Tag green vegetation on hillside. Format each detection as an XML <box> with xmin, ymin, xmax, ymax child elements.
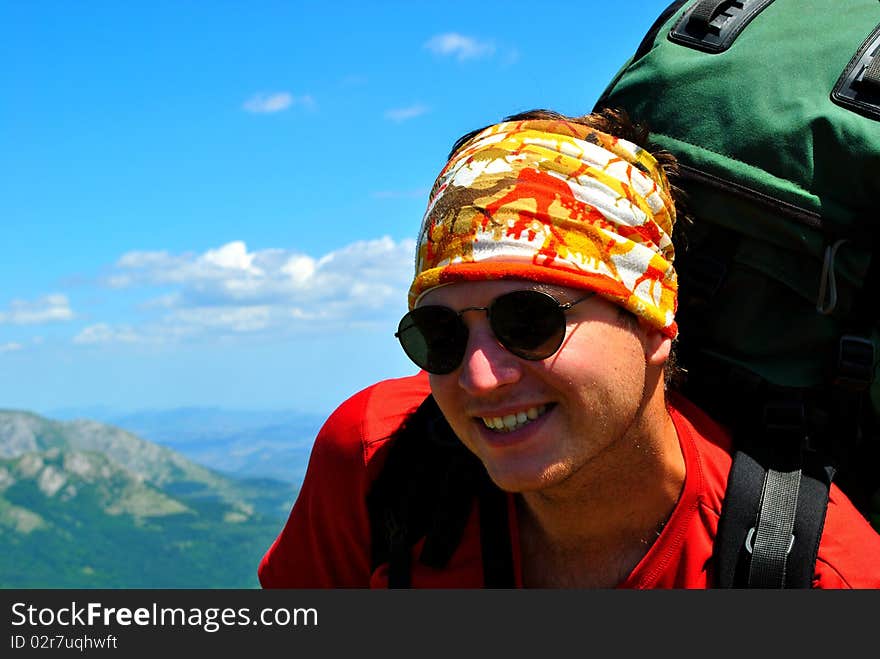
<box><xmin>0</xmin><ymin>411</ymin><xmax>296</xmax><ymax>588</ymax></box>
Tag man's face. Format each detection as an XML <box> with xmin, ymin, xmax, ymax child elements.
<box><xmin>422</xmin><ymin>279</ymin><xmax>667</xmax><ymax>495</ymax></box>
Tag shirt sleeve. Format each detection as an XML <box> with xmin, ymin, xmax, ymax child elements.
<box><xmin>258</xmin><ymin>372</ymin><xmax>430</xmax><ymax>588</ymax></box>
<box><xmin>812</xmin><ymin>483</ymin><xmax>880</xmax><ymax>589</ymax></box>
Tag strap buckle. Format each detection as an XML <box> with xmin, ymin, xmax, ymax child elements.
<box><xmin>833</xmin><ymin>334</ymin><xmax>875</xmax><ymax>392</ymax></box>
<box><xmin>745</xmin><ymin>527</ymin><xmax>795</xmax><ymax>555</ymax></box>
<box><xmin>669</xmin><ymin>0</ymin><xmax>776</xmax><ymax>54</ymax></box>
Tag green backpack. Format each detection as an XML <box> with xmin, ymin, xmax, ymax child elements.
<box><xmin>595</xmin><ymin>0</ymin><xmax>880</xmax><ymax>535</ymax></box>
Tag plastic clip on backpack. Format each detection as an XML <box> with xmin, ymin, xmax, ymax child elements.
<box><xmin>595</xmin><ymin>0</ymin><xmax>880</xmax><ymax>585</ymax></box>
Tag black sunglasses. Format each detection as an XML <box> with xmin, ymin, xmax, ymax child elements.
<box><xmin>395</xmin><ymin>289</ymin><xmax>595</xmax><ymax>375</ymax></box>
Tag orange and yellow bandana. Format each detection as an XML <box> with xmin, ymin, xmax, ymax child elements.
<box><xmin>408</xmin><ymin>119</ymin><xmax>679</xmax><ymax>337</ymax></box>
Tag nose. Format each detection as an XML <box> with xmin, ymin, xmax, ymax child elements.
<box><xmin>457</xmin><ymin>321</ymin><xmax>522</xmax><ymax>394</ymax></box>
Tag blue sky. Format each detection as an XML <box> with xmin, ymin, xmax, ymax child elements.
<box><xmin>1</xmin><ymin>0</ymin><xmax>673</xmax><ymax>417</ymax></box>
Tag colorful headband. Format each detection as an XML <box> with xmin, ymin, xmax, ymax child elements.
<box><xmin>408</xmin><ymin>118</ymin><xmax>678</xmax><ymax>337</ymax></box>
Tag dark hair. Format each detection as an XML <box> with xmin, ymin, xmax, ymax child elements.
<box><xmin>450</xmin><ymin>107</ymin><xmax>656</xmax><ymax>156</ymax></box>
<box><xmin>449</xmin><ymin>107</ymin><xmax>692</xmax><ymax>390</ymax></box>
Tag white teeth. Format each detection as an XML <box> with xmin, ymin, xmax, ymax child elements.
<box><xmin>481</xmin><ymin>405</ymin><xmax>547</xmax><ymax>433</ymax></box>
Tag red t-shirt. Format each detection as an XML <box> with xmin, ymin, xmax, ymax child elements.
<box><xmin>258</xmin><ymin>371</ymin><xmax>880</xmax><ymax>588</ymax></box>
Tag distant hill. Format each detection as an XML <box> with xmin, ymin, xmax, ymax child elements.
<box><xmin>50</xmin><ymin>406</ymin><xmax>325</xmax><ymax>485</ymax></box>
<box><xmin>0</xmin><ymin>410</ymin><xmax>296</xmax><ymax>588</ymax></box>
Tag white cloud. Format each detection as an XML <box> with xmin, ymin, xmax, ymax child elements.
<box><xmin>111</xmin><ymin>240</ymin><xmax>271</xmax><ymax>296</ymax></box>
<box><xmin>242</xmin><ymin>92</ymin><xmax>316</xmax><ymax>114</ymax></box>
<box><xmin>73</xmin><ymin>324</ymin><xmax>142</xmax><ymax>345</ymax></box>
<box><xmin>172</xmin><ymin>306</ymin><xmax>273</xmax><ymax>332</ymax></box>
<box><xmin>424</xmin><ymin>33</ymin><xmax>495</xmax><ymax>61</ymax></box>
<box><xmin>94</xmin><ymin>236</ymin><xmax>417</xmax><ymax>344</ymax></box>
<box><xmin>281</xmin><ymin>255</ymin><xmax>316</xmax><ymax>285</ymax></box>
<box><xmin>0</xmin><ymin>294</ymin><xmax>74</xmax><ymax>325</ymax></box>
<box><xmin>384</xmin><ymin>104</ymin><xmax>429</xmax><ymax>122</ymax></box>
<box><xmin>116</xmin><ymin>250</ymin><xmax>177</xmax><ymax>269</ymax></box>
<box><xmin>0</xmin><ymin>342</ymin><xmax>23</xmax><ymax>353</ymax></box>
<box><xmin>139</xmin><ymin>293</ymin><xmax>181</xmax><ymax>310</ymax></box>
<box><xmin>202</xmin><ymin>241</ymin><xmax>263</xmax><ymax>274</ymax></box>
<box><xmin>112</xmin><ymin>237</ymin><xmax>413</xmax><ymax>300</ymax></box>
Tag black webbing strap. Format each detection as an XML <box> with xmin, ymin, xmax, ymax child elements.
<box><xmin>747</xmin><ymin>467</ymin><xmax>801</xmax><ymax>587</ymax></box>
<box><xmin>689</xmin><ymin>0</ymin><xmax>727</xmax><ymax>27</ymax></box>
<box><xmin>861</xmin><ymin>49</ymin><xmax>880</xmax><ymax>92</ymax></box>
<box><xmin>785</xmin><ymin>461</ymin><xmax>834</xmax><ymax>588</ymax></box>
<box><xmin>716</xmin><ymin>450</ymin><xmax>831</xmax><ymax>588</ymax></box>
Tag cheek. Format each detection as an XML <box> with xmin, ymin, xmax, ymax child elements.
<box><xmin>557</xmin><ymin>329</ymin><xmax>647</xmax><ymax>401</ymax></box>
<box><xmin>428</xmin><ymin>374</ymin><xmax>462</xmax><ymax>422</ymax></box>
<box><xmin>610</xmin><ymin>340</ymin><xmax>648</xmax><ymax>381</ymax></box>
<box><xmin>428</xmin><ymin>375</ymin><xmax>482</xmax><ymax>452</ymax></box>
<box><xmin>428</xmin><ymin>373</ymin><xmax>450</xmax><ymax>399</ymax></box>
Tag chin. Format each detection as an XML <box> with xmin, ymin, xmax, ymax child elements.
<box><xmin>482</xmin><ymin>459</ymin><xmax>570</xmax><ymax>494</ymax></box>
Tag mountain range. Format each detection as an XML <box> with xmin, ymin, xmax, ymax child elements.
<box><xmin>0</xmin><ymin>410</ymin><xmax>297</xmax><ymax>588</ymax></box>
<box><xmin>50</xmin><ymin>406</ymin><xmax>326</xmax><ymax>485</ymax></box>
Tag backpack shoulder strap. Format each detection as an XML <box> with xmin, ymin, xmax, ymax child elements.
<box><xmin>716</xmin><ymin>449</ymin><xmax>832</xmax><ymax>588</ymax></box>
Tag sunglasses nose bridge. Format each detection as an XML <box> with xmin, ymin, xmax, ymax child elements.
<box><xmin>458</xmin><ymin>294</ymin><xmax>565</xmax><ymax>362</ymax></box>
<box><xmin>455</xmin><ymin>320</ymin><xmax>525</xmax><ymax>393</ymax></box>
<box><xmin>453</xmin><ymin>305</ymin><xmax>494</xmax><ymax>345</ymax></box>
<box><xmin>457</xmin><ymin>304</ymin><xmax>490</xmax><ymax>317</ymax></box>
<box><xmin>453</xmin><ymin>306</ymin><xmax>494</xmax><ymax>352</ymax></box>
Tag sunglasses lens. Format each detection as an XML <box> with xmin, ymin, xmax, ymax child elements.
<box><xmin>396</xmin><ymin>306</ymin><xmax>467</xmax><ymax>374</ymax></box>
<box><xmin>490</xmin><ymin>290</ymin><xmax>567</xmax><ymax>360</ymax></box>
<box><xmin>396</xmin><ymin>290</ymin><xmax>576</xmax><ymax>373</ymax></box>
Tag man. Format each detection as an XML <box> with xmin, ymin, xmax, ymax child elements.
<box><xmin>259</xmin><ymin>108</ymin><xmax>880</xmax><ymax>588</ymax></box>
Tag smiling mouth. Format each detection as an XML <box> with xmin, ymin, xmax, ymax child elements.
<box><xmin>479</xmin><ymin>404</ymin><xmax>549</xmax><ymax>433</ymax></box>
